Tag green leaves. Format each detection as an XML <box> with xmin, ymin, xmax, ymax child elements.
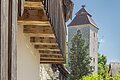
<box><xmin>80</xmin><ymin>75</ymin><xmax>103</xmax><ymax>80</ymax></box>
<box><xmin>98</xmin><ymin>53</ymin><xmax>110</xmax><ymax>79</ymax></box>
<box><xmin>79</xmin><ymin>53</ymin><xmax>120</xmax><ymax>80</ymax></box>
<box><xmin>80</xmin><ymin>74</ymin><xmax>120</xmax><ymax>80</ymax></box>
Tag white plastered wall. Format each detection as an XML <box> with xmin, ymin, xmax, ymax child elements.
<box><xmin>17</xmin><ymin>25</ymin><xmax>40</xmax><ymax>80</ymax></box>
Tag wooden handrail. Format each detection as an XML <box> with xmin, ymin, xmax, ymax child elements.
<box><xmin>43</xmin><ymin>0</ymin><xmax>66</xmax><ymax>59</ymax></box>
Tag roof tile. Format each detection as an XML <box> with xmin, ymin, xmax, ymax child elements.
<box><xmin>68</xmin><ymin>6</ymin><xmax>98</xmax><ymax>29</ymax></box>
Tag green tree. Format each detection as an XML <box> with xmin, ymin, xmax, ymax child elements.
<box><xmin>69</xmin><ymin>30</ymin><xmax>93</xmax><ymax>80</ymax></box>
<box><xmin>80</xmin><ymin>75</ymin><xmax>103</xmax><ymax>80</ymax></box>
<box><xmin>64</xmin><ymin>41</ymin><xmax>68</xmax><ymax>68</ymax></box>
<box><xmin>80</xmin><ymin>54</ymin><xmax>120</xmax><ymax>80</ymax></box>
<box><xmin>98</xmin><ymin>53</ymin><xmax>110</xmax><ymax>79</ymax></box>
<box><xmin>80</xmin><ymin>74</ymin><xmax>120</xmax><ymax>80</ymax></box>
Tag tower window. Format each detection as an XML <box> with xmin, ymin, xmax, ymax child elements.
<box><xmin>93</xmin><ymin>58</ymin><xmax>95</xmax><ymax>62</ymax></box>
<box><xmin>94</xmin><ymin>32</ymin><xmax>95</xmax><ymax>37</ymax></box>
<box><xmin>93</xmin><ymin>48</ymin><xmax>95</xmax><ymax>51</ymax></box>
<box><xmin>93</xmin><ymin>66</ymin><xmax>95</xmax><ymax>70</ymax></box>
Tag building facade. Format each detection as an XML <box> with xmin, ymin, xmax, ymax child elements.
<box><xmin>68</xmin><ymin>5</ymin><xmax>99</xmax><ymax>74</ymax></box>
<box><xmin>109</xmin><ymin>62</ymin><xmax>120</xmax><ymax>77</ymax></box>
<box><xmin>0</xmin><ymin>0</ymin><xmax>73</xmax><ymax>80</ymax></box>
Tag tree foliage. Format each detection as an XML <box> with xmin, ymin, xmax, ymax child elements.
<box><xmin>80</xmin><ymin>75</ymin><xmax>103</xmax><ymax>80</ymax></box>
<box><xmin>64</xmin><ymin>41</ymin><xmax>68</xmax><ymax>68</ymax></box>
<box><xmin>80</xmin><ymin>74</ymin><xmax>120</xmax><ymax>80</ymax></box>
<box><xmin>98</xmin><ymin>53</ymin><xmax>110</xmax><ymax>79</ymax></box>
<box><xmin>68</xmin><ymin>30</ymin><xmax>93</xmax><ymax>80</ymax></box>
<box><xmin>81</xmin><ymin>54</ymin><xmax>120</xmax><ymax>80</ymax></box>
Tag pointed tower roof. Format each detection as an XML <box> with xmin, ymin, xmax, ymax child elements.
<box><xmin>68</xmin><ymin>5</ymin><xmax>98</xmax><ymax>29</ymax></box>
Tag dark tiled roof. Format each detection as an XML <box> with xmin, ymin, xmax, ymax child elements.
<box><xmin>76</xmin><ymin>7</ymin><xmax>92</xmax><ymax>17</ymax></box>
<box><xmin>68</xmin><ymin>6</ymin><xmax>98</xmax><ymax>29</ymax></box>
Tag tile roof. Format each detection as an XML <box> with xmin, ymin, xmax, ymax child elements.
<box><xmin>68</xmin><ymin>5</ymin><xmax>98</xmax><ymax>29</ymax></box>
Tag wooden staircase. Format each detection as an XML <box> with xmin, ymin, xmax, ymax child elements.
<box><xmin>18</xmin><ymin>0</ymin><xmax>64</xmax><ymax>64</ymax></box>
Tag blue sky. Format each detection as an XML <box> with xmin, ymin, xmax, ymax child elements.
<box><xmin>66</xmin><ymin>0</ymin><xmax>120</xmax><ymax>64</ymax></box>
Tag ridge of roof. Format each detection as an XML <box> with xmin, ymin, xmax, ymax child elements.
<box><xmin>76</xmin><ymin>7</ymin><xmax>92</xmax><ymax>17</ymax></box>
<box><xmin>110</xmin><ymin>62</ymin><xmax>120</xmax><ymax>64</ymax></box>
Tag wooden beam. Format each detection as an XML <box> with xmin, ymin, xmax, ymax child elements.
<box><xmin>25</xmin><ymin>33</ymin><xmax>55</xmax><ymax>38</ymax></box>
<box><xmin>30</xmin><ymin>37</ymin><xmax>57</xmax><ymax>45</ymax></box>
<box><xmin>17</xmin><ymin>20</ymin><xmax>50</xmax><ymax>26</ymax></box>
<box><xmin>24</xmin><ymin>25</ymin><xmax>53</xmax><ymax>34</ymax></box>
<box><xmin>1</xmin><ymin>0</ymin><xmax>9</xmax><ymax>79</ymax></box>
<box><xmin>40</xmin><ymin>57</ymin><xmax>64</xmax><ymax>60</ymax></box>
<box><xmin>18</xmin><ymin>9</ymin><xmax>47</xmax><ymax>21</ymax></box>
<box><xmin>40</xmin><ymin>61</ymin><xmax>64</xmax><ymax>64</ymax></box>
<box><xmin>37</xmin><ymin>49</ymin><xmax>60</xmax><ymax>52</ymax></box>
<box><xmin>8</xmin><ymin>0</ymin><xmax>17</xmax><ymax>80</ymax></box>
<box><xmin>24</xmin><ymin>1</ymin><xmax>44</xmax><ymax>10</ymax></box>
<box><xmin>40</xmin><ymin>53</ymin><xmax>62</xmax><ymax>56</ymax></box>
<box><xmin>32</xmin><ymin>42</ymin><xmax>58</xmax><ymax>46</ymax></box>
<box><xmin>34</xmin><ymin>45</ymin><xmax>59</xmax><ymax>49</ymax></box>
<box><xmin>18</xmin><ymin>0</ymin><xmax>24</xmax><ymax>16</ymax></box>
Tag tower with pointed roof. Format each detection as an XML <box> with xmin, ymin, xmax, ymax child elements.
<box><xmin>68</xmin><ymin>5</ymin><xmax>99</xmax><ymax>74</ymax></box>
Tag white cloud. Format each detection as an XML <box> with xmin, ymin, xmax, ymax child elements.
<box><xmin>99</xmin><ymin>39</ymin><xmax>104</xmax><ymax>43</ymax></box>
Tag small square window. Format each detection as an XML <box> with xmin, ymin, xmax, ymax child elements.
<box><xmin>93</xmin><ymin>58</ymin><xmax>95</xmax><ymax>62</ymax></box>
<box><xmin>93</xmin><ymin>66</ymin><xmax>95</xmax><ymax>70</ymax></box>
<box><xmin>94</xmin><ymin>33</ymin><xmax>95</xmax><ymax>37</ymax></box>
<box><xmin>93</xmin><ymin>48</ymin><xmax>95</xmax><ymax>51</ymax></box>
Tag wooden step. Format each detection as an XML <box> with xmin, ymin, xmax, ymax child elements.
<box><xmin>40</xmin><ymin>60</ymin><xmax>64</xmax><ymax>64</ymax></box>
<box><xmin>37</xmin><ymin>49</ymin><xmax>60</xmax><ymax>52</ymax></box>
<box><xmin>40</xmin><ymin>57</ymin><xmax>64</xmax><ymax>60</ymax></box>
<box><xmin>25</xmin><ymin>33</ymin><xmax>54</xmax><ymax>37</ymax></box>
<box><xmin>18</xmin><ymin>9</ymin><xmax>47</xmax><ymax>21</ymax></box>
<box><xmin>24</xmin><ymin>25</ymin><xmax>52</xmax><ymax>34</ymax></box>
<box><xmin>39</xmin><ymin>50</ymin><xmax>60</xmax><ymax>54</ymax></box>
<box><xmin>40</xmin><ymin>53</ymin><xmax>62</xmax><ymax>56</ymax></box>
<box><xmin>34</xmin><ymin>45</ymin><xmax>59</xmax><ymax>49</ymax></box>
<box><xmin>30</xmin><ymin>37</ymin><xmax>56</xmax><ymax>44</ymax></box>
<box><xmin>24</xmin><ymin>1</ymin><xmax>44</xmax><ymax>10</ymax></box>
<box><xmin>25</xmin><ymin>33</ymin><xmax>55</xmax><ymax>38</ymax></box>
<box><xmin>32</xmin><ymin>42</ymin><xmax>58</xmax><ymax>46</ymax></box>
<box><xmin>17</xmin><ymin>20</ymin><xmax>50</xmax><ymax>26</ymax></box>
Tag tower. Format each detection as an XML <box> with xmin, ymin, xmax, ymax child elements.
<box><xmin>68</xmin><ymin>5</ymin><xmax>99</xmax><ymax>74</ymax></box>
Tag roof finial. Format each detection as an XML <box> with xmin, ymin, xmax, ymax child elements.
<box><xmin>82</xmin><ymin>5</ymin><xmax>85</xmax><ymax>8</ymax></box>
